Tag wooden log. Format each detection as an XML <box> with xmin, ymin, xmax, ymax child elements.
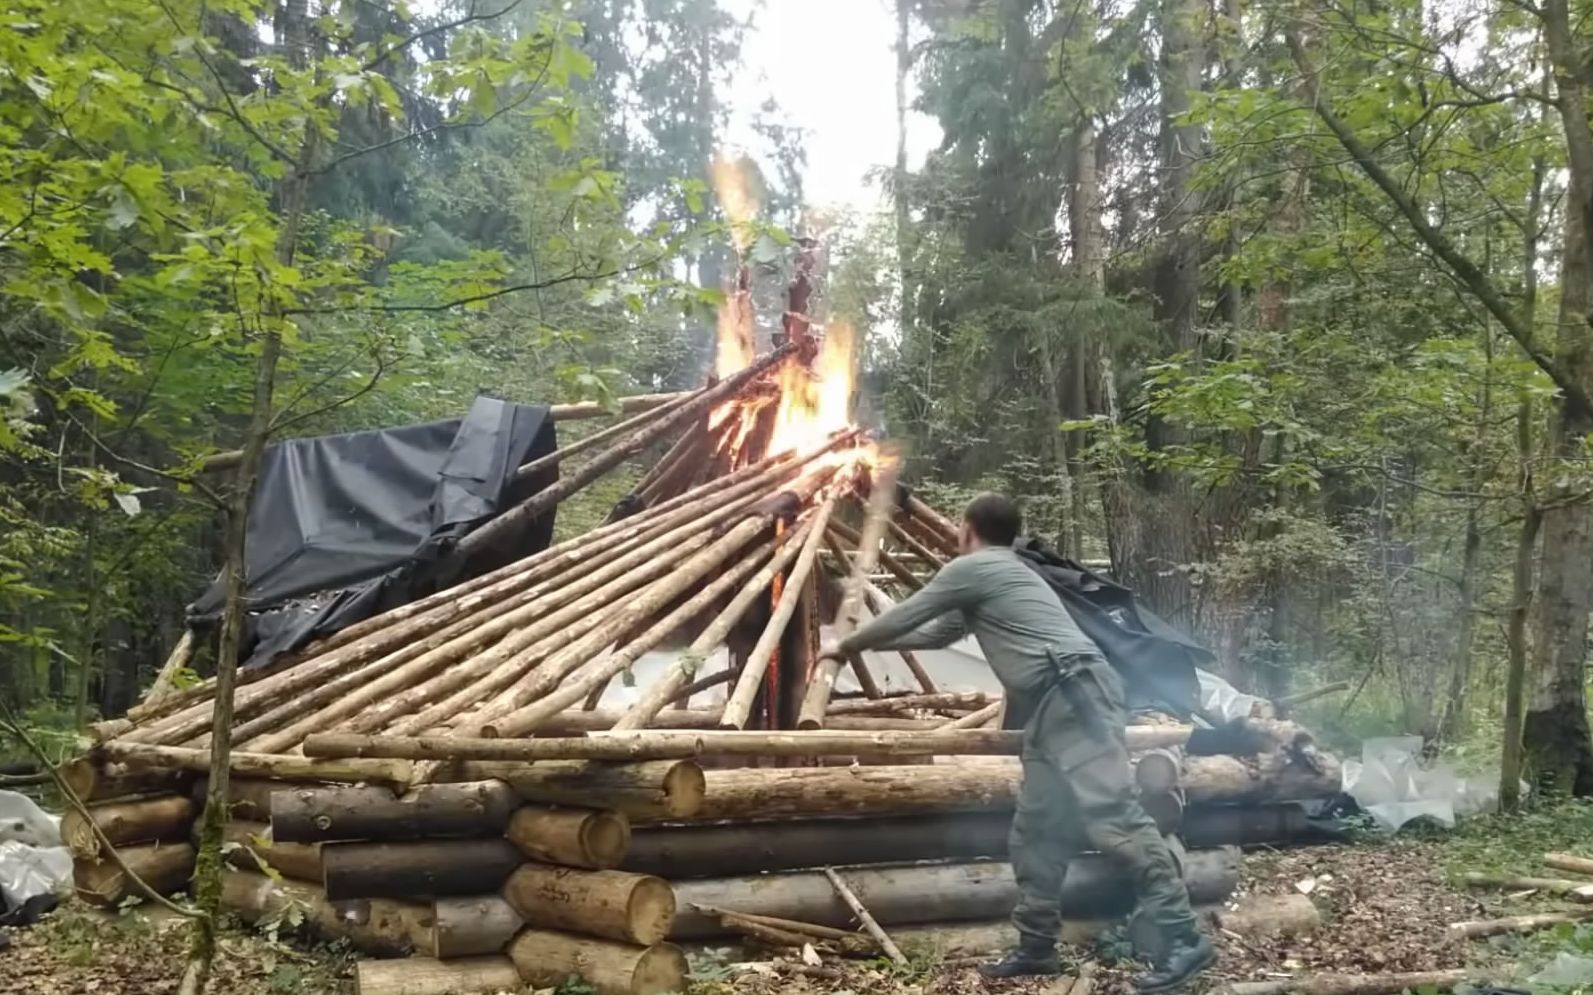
<box><xmin>823</xmin><ymin>866</ymin><xmax>906</xmax><ymax>963</ymax></box>
<box><xmin>59</xmin><ymin>758</ymin><xmax>190</xmax><ymax>803</ymax></box>
<box><xmin>270</xmin><ymin>780</ymin><xmax>517</xmax><ymax>843</ymax></box>
<box><xmin>1545</xmin><ymin>852</ymin><xmax>1593</xmax><ymax>877</ymax></box>
<box><xmin>433</xmin><ymin>760</ymin><xmax>704</xmax><ymax>820</ymax></box>
<box><xmin>219</xmin><ymin>820</ymin><xmax>322</xmax><ymax>882</ymax></box>
<box><xmin>192</xmin><ymin>776</ymin><xmax>296</xmax><ymax>822</ymax></box>
<box><xmin>1462</xmin><ymin>872</ymin><xmax>1593</xmax><ymax>900</ymax></box>
<box><xmin>1180</xmin><ymin>752</ymin><xmax>1344</xmax><ymax>805</ymax></box>
<box><xmin>306</xmin><ymin>726</ymin><xmax>1188</xmax><ymax>763</ymax></box>
<box><xmin>504</xmin><ymin>864</ymin><xmax>676</xmax><ymax>944</ymax></box>
<box><xmin>1223</xmin><ymin>970</ymin><xmax>1469</xmax><ymax>995</ymax></box>
<box><xmin>688</xmin><ymin>904</ymin><xmax>863</xmax><ymax>944</ymax></box>
<box><xmin>508</xmin><ymin>806</ymin><xmax>631</xmax><ymax>870</ymax></box>
<box><xmin>431</xmin><ymin>896</ymin><xmax>525</xmax><ymax>958</ymax></box>
<box><xmin>516</xmin><ymin>389</ymin><xmax>702</xmax><ymax>485</ymax></box>
<box><xmin>74</xmin><ymin>842</ymin><xmax>196</xmax><ymax>907</ymax></box>
<box><xmin>542</xmin><ymin>708</ymin><xmax>725</xmax><ymax>734</ymax></box>
<box><xmin>508</xmin><ymin>929</ymin><xmax>688</xmax><ymax>995</ymax></box>
<box><xmin>827</xmin><ymin>692</ymin><xmax>991</xmax><ymax>716</ymax></box>
<box><xmin>798</xmin><ymin>454</ymin><xmax>900</xmax><ymax>729</ymax></box>
<box><xmin>903</xmin><ymin>495</ymin><xmax>962</xmax><ymax>549</ymax></box>
<box><xmin>457</xmin><ymin>345</ymin><xmax>796</xmax><ymax>559</ymax></box>
<box><xmin>96</xmin><ymin>742</ymin><xmax>412</xmax><ymax>787</ymax></box>
<box><xmin>1181</xmin><ymin>804</ymin><xmax>1313</xmax><ymax>848</ymax></box>
<box><xmin>669</xmin><ymin>847</ymin><xmax>1241</xmax><ymax>938</ymax></box>
<box><xmin>623</xmin><ymin>812</ymin><xmax>1011</xmax><ymax>878</ymax></box>
<box><xmin>1135</xmin><ymin>748</ymin><xmax>1183</xmax><ymax>794</ymax></box>
<box><xmin>1449</xmin><ymin>909</ymin><xmax>1593</xmax><ymax>937</ymax></box>
<box><xmin>490</xmin><ymin>521</ymin><xmax>788</xmax><ymax>737</ymax></box>
<box><xmin>940</xmin><ymin>701</ymin><xmax>1002</xmax><ymax>730</ymax></box>
<box><xmin>722</xmin><ymin>498</ymin><xmax>838</xmax><ymax>729</ymax></box>
<box><xmin>62</xmin><ymin>794</ymin><xmax>195</xmax><ymax>857</ymax></box>
<box><xmin>1212</xmin><ymin>894</ymin><xmax>1320</xmax><ymax>938</ymax></box>
<box><xmin>659</xmin><ymin>763</ymin><xmax>1019</xmax><ymax>822</ymax></box>
<box><xmin>354</xmin><ymin>956</ymin><xmax>521</xmax><ymax>995</ymax></box>
<box><xmin>321</xmin><ymin>838</ymin><xmax>521</xmax><ymax>901</ymax></box>
<box><xmin>141</xmin><ymin>630</ymin><xmax>196</xmax><ymax>707</ymax></box>
<box><xmin>221</xmin><ymin>868</ymin><xmax>426</xmax><ymax>956</ymax></box>
<box><xmin>1275</xmin><ymin>681</ymin><xmax>1351</xmax><ymax>709</ymax></box>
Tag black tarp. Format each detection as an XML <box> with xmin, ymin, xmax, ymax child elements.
<box><xmin>1012</xmin><ymin>538</ymin><xmax>1210</xmax><ymax>718</ymax></box>
<box><xmin>189</xmin><ymin>396</ymin><xmax>558</xmax><ymax>668</ymax></box>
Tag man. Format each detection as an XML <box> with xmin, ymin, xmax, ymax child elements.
<box><xmin>819</xmin><ymin>493</ymin><xmax>1215</xmax><ymax>991</ymax></box>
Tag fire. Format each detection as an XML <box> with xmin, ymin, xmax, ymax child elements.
<box><xmin>767</xmin><ymin>320</ymin><xmax>856</xmax><ymax>458</ymax></box>
<box><xmin>710</xmin><ymin>153</ymin><xmax>758</xmax><ymax>382</ymax></box>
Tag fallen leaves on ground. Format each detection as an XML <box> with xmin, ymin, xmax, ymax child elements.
<box><xmin>2</xmin><ymin>903</ymin><xmax>354</xmax><ymax>995</ymax></box>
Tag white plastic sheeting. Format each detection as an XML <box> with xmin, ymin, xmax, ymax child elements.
<box><xmin>0</xmin><ymin>791</ymin><xmax>71</xmax><ymax>912</ymax></box>
<box><xmin>1194</xmin><ymin>668</ymin><xmax>1268</xmax><ymax>725</ymax></box>
<box><xmin>1340</xmin><ymin>737</ymin><xmax>1514</xmax><ymax>831</ymax></box>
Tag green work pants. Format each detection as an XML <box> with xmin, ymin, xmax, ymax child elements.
<box><xmin>1009</xmin><ymin>657</ymin><xmax>1198</xmax><ymax>950</ymax></box>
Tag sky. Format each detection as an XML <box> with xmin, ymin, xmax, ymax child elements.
<box><xmin>720</xmin><ymin>0</ymin><xmax>941</xmax><ymax>216</ymax></box>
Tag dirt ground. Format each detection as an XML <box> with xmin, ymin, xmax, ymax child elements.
<box><xmin>2</xmin><ymin>835</ymin><xmax>1583</xmax><ymax>995</ymax></box>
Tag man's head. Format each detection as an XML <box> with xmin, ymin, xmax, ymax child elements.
<box><xmin>960</xmin><ymin>492</ymin><xmax>1022</xmax><ymax>554</ymax></box>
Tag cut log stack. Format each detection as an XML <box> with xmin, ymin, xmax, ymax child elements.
<box><xmin>66</xmin><ymin>337</ymin><xmax>1351</xmax><ymax>994</ymax></box>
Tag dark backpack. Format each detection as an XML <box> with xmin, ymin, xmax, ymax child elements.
<box><xmin>1011</xmin><ymin>538</ymin><xmax>1209</xmax><ymax>718</ymax></box>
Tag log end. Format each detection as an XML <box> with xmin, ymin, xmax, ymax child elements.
<box><xmin>660</xmin><ymin>762</ymin><xmax>706</xmax><ymax>819</ymax></box>
<box><xmin>583</xmin><ymin>811</ymin><xmax>633</xmax><ymax>869</ymax></box>
<box><xmin>633</xmin><ymin>943</ymin><xmax>689</xmax><ymax>995</ymax></box>
<box><xmin>627</xmin><ymin>876</ymin><xmax>678</xmax><ymax>946</ymax></box>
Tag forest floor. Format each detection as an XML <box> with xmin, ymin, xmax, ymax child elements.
<box><xmin>7</xmin><ymin>803</ymin><xmax>1592</xmax><ymax>995</ymax></box>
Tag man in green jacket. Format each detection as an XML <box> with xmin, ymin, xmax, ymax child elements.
<box><xmin>819</xmin><ymin>493</ymin><xmax>1214</xmax><ymax>991</ymax></box>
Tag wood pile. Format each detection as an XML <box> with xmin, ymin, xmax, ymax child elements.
<box><xmin>62</xmin><ymin>334</ymin><xmax>1349</xmax><ymax>993</ymax></box>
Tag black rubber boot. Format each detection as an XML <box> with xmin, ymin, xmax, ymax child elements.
<box><xmin>977</xmin><ymin>943</ymin><xmax>1061</xmax><ymax>980</ymax></box>
<box><xmin>1133</xmin><ymin>933</ymin><xmax>1216</xmax><ymax>993</ymax></box>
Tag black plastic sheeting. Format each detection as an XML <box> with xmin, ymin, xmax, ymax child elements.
<box><xmin>189</xmin><ymin>396</ymin><xmax>558</xmax><ymax>668</ymax></box>
<box><xmin>1012</xmin><ymin>538</ymin><xmax>1210</xmax><ymax>718</ymax></box>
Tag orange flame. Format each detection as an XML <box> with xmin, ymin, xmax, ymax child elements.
<box><xmin>767</xmin><ymin>320</ymin><xmax>857</xmax><ymax>458</ymax></box>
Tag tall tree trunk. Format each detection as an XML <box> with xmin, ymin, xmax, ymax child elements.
<box><xmin>894</xmin><ymin>0</ymin><xmax>914</xmax><ymax>340</ymax></box>
<box><xmin>1131</xmin><ymin>0</ymin><xmax>1206</xmax><ymax>625</ymax></box>
<box><xmin>180</xmin><ymin>3</ymin><xmax>314</xmax><ymax>991</ymax></box>
<box><xmin>1525</xmin><ymin>0</ymin><xmax>1593</xmax><ymax>796</ymax></box>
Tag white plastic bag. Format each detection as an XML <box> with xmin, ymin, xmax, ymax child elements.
<box><xmin>0</xmin><ymin>789</ymin><xmax>62</xmax><ymax>847</ymax></box>
<box><xmin>0</xmin><ymin>839</ymin><xmax>72</xmax><ymax>910</ymax></box>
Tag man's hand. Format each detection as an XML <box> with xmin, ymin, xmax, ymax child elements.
<box><xmin>817</xmin><ymin>639</ymin><xmax>847</xmax><ymax>665</ymax></box>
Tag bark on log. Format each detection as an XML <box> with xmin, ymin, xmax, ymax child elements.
<box><xmin>431</xmin><ymin>896</ymin><xmax>525</xmax><ymax>958</ymax></box>
<box><xmin>669</xmin><ymin>848</ymin><xmax>1241</xmax><ymax>938</ymax></box>
<box><xmin>1212</xmin><ymin>894</ymin><xmax>1320</xmax><ymax>938</ymax></box>
<box><xmin>1223</xmin><ymin>970</ymin><xmax>1469</xmax><ymax>995</ymax></box>
<box><xmin>270</xmin><ymin>780</ymin><xmax>517</xmax><ymax>843</ymax></box>
<box><xmin>508</xmin><ymin>929</ymin><xmax>688</xmax><ymax>995</ymax></box>
<box><xmin>503</xmin><ymin>864</ymin><xmax>676</xmax><ymax>944</ymax></box>
<box><xmin>1449</xmin><ymin>909</ymin><xmax>1593</xmax><ymax>937</ymax></box>
<box><xmin>670</xmin><ymin>764</ymin><xmax>1017</xmax><ymax>823</ymax></box>
<box><xmin>435</xmin><ymin>760</ymin><xmax>704</xmax><ymax>820</ymax></box>
<box><xmin>1180</xmin><ymin>753</ymin><xmax>1343</xmax><ymax>805</ymax></box>
<box><xmin>192</xmin><ymin>776</ymin><xmax>297</xmax><ymax>822</ymax></box>
<box><xmin>309</xmin><ymin>727</ymin><xmax>1185</xmax><ymax>763</ymax></box>
<box><xmin>60</xmin><ymin>758</ymin><xmax>190</xmax><ymax>802</ymax></box>
<box><xmin>97</xmin><ymin>741</ymin><xmax>412</xmax><ymax>787</ymax></box>
<box><xmin>354</xmin><ymin>956</ymin><xmax>522</xmax><ymax>995</ymax></box>
<box><xmin>221</xmin><ymin>868</ymin><xmax>426</xmax><ymax>956</ymax></box>
<box><xmin>321</xmin><ymin>839</ymin><xmax>522</xmax><ymax>901</ymax></box>
<box><xmin>219</xmin><ymin>820</ymin><xmax>322</xmax><ymax>883</ymax></box>
<box><xmin>62</xmin><ymin>794</ymin><xmax>195</xmax><ymax>857</ymax></box>
<box><xmin>1545</xmin><ymin>852</ymin><xmax>1593</xmax><ymax>876</ymax></box>
<box><xmin>1462</xmin><ymin>873</ymin><xmax>1593</xmax><ymax>900</ymax></box>
<box><xmin>623</xmin><ymin>812</ymin><xmax>1011</xmax><ymax>878</ymax></box>
<box><xmin>826</xmin><ymin>692</ymin><xmax>991</xmax><ymax>716</ymax></box>
<box><xmin>542</xmin><ymin>708</ymin><xmax>726</xmax><ymax>734</ymax></box>
<box><xmin>507</xmin><ymin>806</ymin><xmax>631</xmax><ymax>870</ymax></box>
<box><xmin>74</xmin><ymin>842</ymin><xmax>196</xmax><ymax>907</ymax></box>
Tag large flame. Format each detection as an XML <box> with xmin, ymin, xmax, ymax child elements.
<box><xmin>767</xmin><ymin>320</ymin><xmax>856</xmax><ymax>458</ymax></box>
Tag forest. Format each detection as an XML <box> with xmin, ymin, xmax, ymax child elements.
<box><xmin>5</xmin><ymin>0</ymin><xmax>1590</xmax><ymax>789</ymax></box>
<box><xmin>5</xmin><ymin>0</ymin><xmax>1593</xmax><ymax>992</ymax></box>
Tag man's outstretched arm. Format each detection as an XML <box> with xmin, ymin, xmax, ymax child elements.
<box><xmin>838</xmin><ymin>557</ymin><xmax>979</xmax><ymax>653</ymax></box>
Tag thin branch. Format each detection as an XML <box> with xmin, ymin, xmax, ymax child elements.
<box><xmin>358</xmin><ymin>0</ymin><xmax>524</xmax><ymax>74</ymax></box>
<box><xmin>282</xmin><ymin>259</ymin><xmax>661</xmax><ymax>316</ymax></box>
